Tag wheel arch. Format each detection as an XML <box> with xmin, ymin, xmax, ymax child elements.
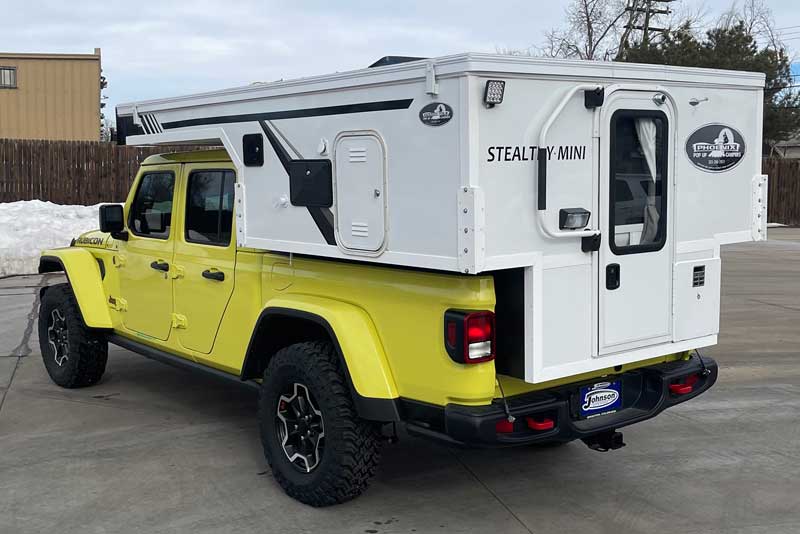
<box><xmin>242</xmin><ymin>299</ymin><xmax>400</xmax><ymax>422</ymax></box>
<box><xmin>38</xmin><ymin>249</ymin><xmax>113</xmax><ymax>329</ymax></box>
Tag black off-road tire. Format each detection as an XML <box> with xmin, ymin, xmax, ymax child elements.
<box><xmin>38</xmin><ymin>283</ymin><xmax>108</xmax><ymax>388</ymax></box>
<box><xmin>258</xmin><ymin>340</ymin><xmax>382</xmax><ymax>507</ymax></box>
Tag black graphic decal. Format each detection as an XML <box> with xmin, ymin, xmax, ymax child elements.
<box><xmin>260</xmin><ymin>121</ymin><xmax>336</xmax><ymax>245</ymax></box>
<box><xmin>685</xmin><ymin>124</ymin><xmax>746</xmax><ymax>172</ymax></box>
<box><xmin>419</xmin><ymin>102</ymin><xmax>453</xmax><ymax>126</ymax></box>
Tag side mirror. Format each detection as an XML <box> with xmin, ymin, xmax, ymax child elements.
<box><xmin>99</xmin><ymin>204</ymin><xmax>127</xmax><ymax>239</ymax></box>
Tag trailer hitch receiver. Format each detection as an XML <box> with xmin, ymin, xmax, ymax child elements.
<box><xmin>582</xmin><ymin>430</ymin><xmax>626</xmax><ymax>452</ymax></box>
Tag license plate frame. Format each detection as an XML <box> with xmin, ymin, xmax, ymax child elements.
<box><xmin>577</xmin><ymin>380</ymin><xmax>623</xmax><ymax>419</ymax></box>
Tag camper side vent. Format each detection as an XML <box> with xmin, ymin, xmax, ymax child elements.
<box><xmin>692</xmin><ymin>265</ymin><xmax>706</xmax><ymax>287</ymax></box>
<box><xmin>349</xmin><ymin>147</ymin><xmax>367</xmax><ymax>163</ymax></box>
<box><xmin>351</xmin><ymin>222</ymin><xmax>369</xmax><ymax>237</ymax></box>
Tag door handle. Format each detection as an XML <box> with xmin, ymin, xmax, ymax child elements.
<box><xmin>202</xmin><ymin>269</ymin><xmax>225</xmax><ymax>282</ymax></box>
<box><xmin>606</xmin><ymin>263</ymin><xmax>620</xmax><ymax>290</ymax></box>
<box><xmin>150</xmin><ymin>260</ymin><xmax>169</xmax><ymax>272</ymax></box>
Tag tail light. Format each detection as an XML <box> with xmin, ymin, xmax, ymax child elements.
<box><xmin>444</xmin><ymin>310</ymin><xmax>495</xmax><ymax>364</ymax></box>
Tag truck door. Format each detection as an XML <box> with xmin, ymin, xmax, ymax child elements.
<box><xmin>599</xmin><ymin>92</ymin><xmax>674</xmax><ymax>354</ymax></box>
<box><xmin>119</xmin><ymin>167</ymin><xmax>178</xmax><ymax>341</ymax></box>
<box><xmin>172</xmin><ymin>165</ymin><xmax>236</xmax><ymax>354</ymax></box>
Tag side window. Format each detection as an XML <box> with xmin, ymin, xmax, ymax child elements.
<box><xmin>610</xmin><ymin>111</ymin><xmax>668</xmax><ymax>254</ymax></box>
<box><xmin>129</xmin><ymin>172</ymin><xmax>175</xmax><ymax>239</ymax></box>
<box><xmin>185</xmin><ymin>170</ymin><xmax>236</xmax><ymax>246</ymax></box>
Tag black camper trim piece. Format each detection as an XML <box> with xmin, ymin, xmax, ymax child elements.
<box><xmin>259</xmin><ymin>121</ymin><xmax>336</xmax><ymax>246</ymax></box>
<box><xmin>161</xmin><ymin>99</ymin><xmax>414</xmax><ymax>130</ymax></box>
<box><xmin>368</xmin><ymin>56</ymin><xmax>426</xmax><ymax>68</ymax></box>
<box><xmin>115</xmin><ymin>112</ymin><xmax>144</xmax><ymax>146</ymax></box>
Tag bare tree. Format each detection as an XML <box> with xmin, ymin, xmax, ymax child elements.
<box><xmin>537</xmin><ymin>0</ymin><xmax>632</xmax><ymax>60</ymax></box>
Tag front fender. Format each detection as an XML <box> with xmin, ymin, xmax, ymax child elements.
<box><xmin>39</xmin><ymin>248</ymin><xmax>113</xmax><ymax>329</ymax></box>
<box><xmin>259</xmin><ymin>295</ymin><xmax>399</xmax><ymax>402</ymax></box>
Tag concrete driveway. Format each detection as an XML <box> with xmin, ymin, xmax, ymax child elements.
<box><xmin>2</xmin><ymin>229</ymin><xmax>799</xmax><ymax>534</ymax></box>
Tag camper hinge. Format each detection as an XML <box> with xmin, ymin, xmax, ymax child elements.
<box><xmin>425</xmin><ymin>63</ymin><xmax>439</xmax><ymax>96</ymax></box>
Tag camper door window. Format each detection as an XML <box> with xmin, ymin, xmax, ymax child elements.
<box><xmin>609</xmin><ymin>110</ymin><xmax>668</xmax><ymax>254</ymax></box>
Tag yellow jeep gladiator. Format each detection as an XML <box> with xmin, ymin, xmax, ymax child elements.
<box><xmin>38</xmin><ymin>149</ymin><xmax>717</xmax><ymax>506</ymax></box>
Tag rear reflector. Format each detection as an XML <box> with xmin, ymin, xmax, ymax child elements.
<box><xmin>525</xmin><ymin>417</ymin><xmax>554</xmax><ymax>431</ymax></box>
<box><xmin>495</xmin><ymin>419</ymin><xmax>514</xmax><ymax>433</ymax></box>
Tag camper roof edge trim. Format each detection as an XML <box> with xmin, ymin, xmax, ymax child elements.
<box><xmin>115</xmin><ymin>52</ymin><xmax>765</xmax><ymax>117</ymax></box>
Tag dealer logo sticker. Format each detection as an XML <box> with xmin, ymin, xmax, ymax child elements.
<box><xmin>582</xmin><ymin>383</ymin><xmax>619</xmax><ymax>412</ymax></box>
<box><xmin>686</xmin><ymin>124</ymin><xmax>746</xmax><ymax>172</ymax></box>
<box><xmin>419</xmin><ymin>102</ymin><xmax>453</xmax><ymax>126</ymax></box>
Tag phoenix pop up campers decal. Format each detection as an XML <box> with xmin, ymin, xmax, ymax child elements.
<box><xmin>419</xmin><ymin>102</ymin><xmax>453</xmax><ymax>126</ymax></box>
<box><xmin>686</xmin><ymin>124</ymin><xmax>746</xmax><ymax>172</ymax></box>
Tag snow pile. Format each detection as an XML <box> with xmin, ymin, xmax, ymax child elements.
<box><xmin>0</xmin><ymin>200</ymin><xmax>103</xmax><ymax>277</ymax></box>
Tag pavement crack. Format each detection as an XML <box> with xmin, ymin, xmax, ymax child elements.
<box><xmin>449</xmin><ymin>449</ymin><xmax>534</xmax><ymax>534</ymax></box>
<box><xmin>0</xmin><ymin>275</ymin><xmax>51</xmax><ymax>416</ymax></box>
<box><xmin>747</xmin><ymin>298</ymin><xmax>800</xmax><ymax>313</ymax></box>
<box><xmin>10</xmin><ymin>275</ymin><xmax>50</xmax><ymax>358</ymax></box>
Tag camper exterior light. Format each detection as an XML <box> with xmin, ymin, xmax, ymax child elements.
<box><xmin>483</xmin><ymin>80</ymin><xmax>505</xmax><ymax>107</ymax></box>
<box><xmin>559</xmin><ymin>208</ymin><xmax>591</xmax><ymax>230</ymax></box>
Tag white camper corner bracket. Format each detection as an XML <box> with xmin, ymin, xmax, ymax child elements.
<box><xmin>235</xmin><ymin>182</ymin><xmax>246</xmax><ymax>247</ymax></box>
<box><xmin>536</xmin><ymin>84</ymin><xmax>603</xmax><ymax>241</ymax></box>
<box><xmin>752</xmin><ymin>174</ymin><xmax>768</xmax><ymax>241</ymax></box>
<box><xmin>425</xmin><ymin>62</ymin><xmax>439</xmax><ymax>96</ymax></box>
<box><xmin>457</xmin><ymin>186</ymin><xmax>486</xmax><ymax>274</ymax></box>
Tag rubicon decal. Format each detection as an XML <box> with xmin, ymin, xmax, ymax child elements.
<box><xmin>582</xmin><ymin>383</ymin><xmax>620</xmax><ymax>412</ymax></box>
<box><xmin>419</xmin><ymin>102</ymin><xmax>453</xmax><ymax>126</ymax></box>
<box><xmin>686</xmin><ymin>124</ymin><xmax>745</xmax><ymax>172</ymax></box>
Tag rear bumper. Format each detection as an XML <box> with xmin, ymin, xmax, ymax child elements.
<box><xmin>404</xmin><ymin>354</ymin><xmax>717</xmax><ymax>447</ymax></box>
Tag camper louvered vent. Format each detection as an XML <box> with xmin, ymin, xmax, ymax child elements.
<box><xmin>349</xmin><ymin>147</ymin><xmax>367</xmax><ymax>163</ymax></box>
<box><xmin>693</xmin><ymin>265</ymin><xmax>706</xmax><ymax>287</ymax></box>
<box><xmin>351</xmin><ymin>221</ymin><xmax>369</xmax><ymax>237</ymax></box>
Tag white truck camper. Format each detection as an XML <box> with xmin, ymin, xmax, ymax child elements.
<box><xmin>116</xmin><ymin>53</ymin><xmax>767</xmax><ymax>386</ymax></box>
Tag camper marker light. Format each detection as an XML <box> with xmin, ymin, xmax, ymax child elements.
<box><xmin>483</xmin><ymin>80</ymin><xmax>505</xmax><ymax>107</ymax></box>
<box><xmin>559</xmin><ymin>208</ymin><xmax>591</xmax><ymax>230</ymax></box>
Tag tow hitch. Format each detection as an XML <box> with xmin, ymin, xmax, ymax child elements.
<box><xmin>582</xmin><ymin>430</ymin><xmax>626</xmax><ymax>452</ymax></box>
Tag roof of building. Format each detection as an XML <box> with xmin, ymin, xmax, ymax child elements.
<box><xmin>0</xmin><ymin>49</ymin><xmax>100</xmax><ymax>61</ymax></box>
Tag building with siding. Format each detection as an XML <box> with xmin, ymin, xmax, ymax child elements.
<box><xmin>0</xmin><ymin>49</ymin><xmax>101</xmax><ymax>141</ymax></box>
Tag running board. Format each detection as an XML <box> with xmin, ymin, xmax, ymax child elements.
<box><xmin>106</xmin><ymin>333</ymin><xmax>259</xmax><ymax>391</ymax></box>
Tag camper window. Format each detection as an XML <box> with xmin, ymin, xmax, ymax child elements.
<box><xmin>609</xmin><ymin>110</ymin><xmax>668</xmax><ymax>255</ymax></box>
<box><xmin>129</xmin><ymin>172</ymin><xmax>175</xmax><ymax>239</ymax></box>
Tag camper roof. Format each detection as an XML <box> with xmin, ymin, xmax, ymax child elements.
<box><xmin>116</xmin><ymin>53</ymin><xmax>765</xmax><ymax>117</ymax></box>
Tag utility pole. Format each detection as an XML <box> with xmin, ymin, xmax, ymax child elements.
<box><xmin>619</xmin><ymin>0</ymin><xmax>674</xmax><ymax>53</ymax></box>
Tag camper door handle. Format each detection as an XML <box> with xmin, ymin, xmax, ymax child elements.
<box><xmin>606</xmin><ymin>264</ymin><xmax>620</xmax><ymax>290</ymax></box>
<box><xmin>537</xmin><ymin>149</ymin><xmax>547</xmax><ymax>210</ymax></box>
<box><xmin>202</xmin><ymin>269</ymin><xmax>225</xmax><ymax>282</ymax></box>
<box><xmin>150</xmin><ymin>260</ymin><xmax>169</xmax><ymax>272</ymax></box>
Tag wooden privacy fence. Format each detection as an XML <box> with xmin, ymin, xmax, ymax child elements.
<box><xmin>0</xmin><ymin>139</ymin><xmax>209</xmax><ymax>205</ymax></box>
<box><xmin>1</xmin><ymin>138</ymin><xmax>800</xmax><ymax>225</ymax></box>
<box><xmin>764</xmin><ymin>158</ymin><xmax>800</xmax><ymax>226</ymax></box>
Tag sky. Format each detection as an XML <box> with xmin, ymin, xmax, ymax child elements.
<box><xmin>4</xmin><ymin>0</ymin><xmax>800</xmax><ymax>119</ymax></box>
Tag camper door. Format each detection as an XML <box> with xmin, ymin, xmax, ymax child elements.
<box><xmin>598</xmin><ymin>91</ymin><xmax>674</xmax><ymax>354</ymax></box>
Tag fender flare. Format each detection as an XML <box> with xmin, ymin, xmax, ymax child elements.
<box><xmin>242</xmin><ymin>296</ymin><xmax>401</xmax><ymax>422</ymax></box>
<box><xmin>39</xmin><ymin>249</ymin><xmax>113</xmax><ymax>329</ymax></box>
